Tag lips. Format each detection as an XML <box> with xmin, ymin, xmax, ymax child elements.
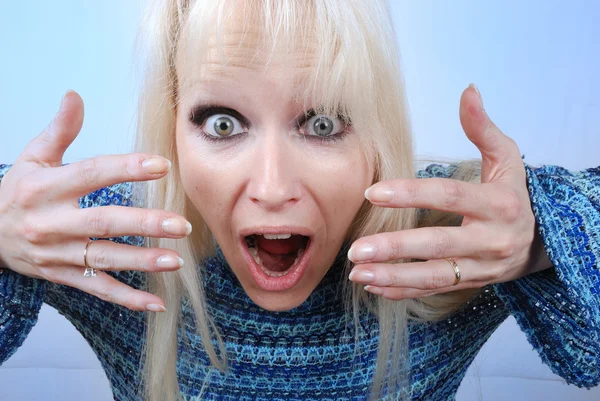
<box><xmin>240</xmin><ymin>228</ymin><xmax>313</xmax><ymax>291</ymax></box>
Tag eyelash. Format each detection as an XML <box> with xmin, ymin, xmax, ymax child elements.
<box><xmin>188</xmin><ymin>105</ymin><xmax>351</xmax><ymax>144</ymax></box>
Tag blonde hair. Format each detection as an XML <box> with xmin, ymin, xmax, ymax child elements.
<box><xmin>132</xmin><ymin>1</ymin><xmax>482</xmax><ymax>400</ymax></box>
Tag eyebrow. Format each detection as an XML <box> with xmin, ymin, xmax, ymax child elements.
<box><xmin>188</xmin><ymin>103</ymin><xmax>253</xmax><ymax>128</ymax></box>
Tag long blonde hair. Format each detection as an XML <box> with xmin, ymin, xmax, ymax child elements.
<box><xmin>132</xmin><ymin>1</ymin><xmax>482</xmax><ymax>400</ymax></box>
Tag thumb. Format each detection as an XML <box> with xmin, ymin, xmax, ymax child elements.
<box><xmin>459</xmin><ymin>84</ymin><xmax>523</xmax><ymax>184</ymax></box>
<box><xmin>18</xmin><ymin>90</ymin><xmax>84</xmax><ymax>167</ymax></box>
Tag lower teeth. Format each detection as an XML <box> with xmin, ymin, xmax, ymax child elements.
<box><xmin>248</xmin><ymin>247</ymin><xmax>305</xmax><ymax>277</ymax></box>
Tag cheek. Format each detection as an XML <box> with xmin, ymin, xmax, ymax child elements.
<box><xmin>176</xmin><ymin>130</ymin><xmax>236</xmax><ymax>228</ymax></box>
<box><xmin>306</xmin><ymin>146</ymin><xmax>373</xmax><ymax>227</ymax></box>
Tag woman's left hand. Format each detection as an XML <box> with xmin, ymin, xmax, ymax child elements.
<box><xmin>348</xmin><ymin>84</ymin><xmax>553</xmax><ymax>300</ymax></box>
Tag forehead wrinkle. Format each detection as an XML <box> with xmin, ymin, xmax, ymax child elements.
<box><xmin>177</xmin><ymin>55</ymin><xmax>314</xmax><ymax>105</ymax></box>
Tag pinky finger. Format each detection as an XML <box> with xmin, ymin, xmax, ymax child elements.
<box><xmin>363</xmin><ymin>285</ymin><xmax>435</xmax><ymax>300</ymax></box>
<box><xmin>363</xmin><ymin>281</ymin><xmax>487</xmax><ymax>301</ymax></box>
<box><xmin>46</xmin><ymin>266</ymin><xmax>166</xmax><ymax>312</ymax></box>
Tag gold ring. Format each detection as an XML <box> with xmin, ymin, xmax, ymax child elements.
<box><xmin>83</xmin><ymin>239</ymin><xmax>97</xmax><ymax>277</ymax></box>
<box><xmin>445</xmin><ymin>257</ymin><xmax>461</xmax><ymax>286</ymax></box>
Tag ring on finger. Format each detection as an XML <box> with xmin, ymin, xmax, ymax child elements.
<box><xmin>83</xmin><ymin>239</ymin><xmax>97</xmax><ymax>277</ymax></box>
<box><xmin>444</xmin><ymin>257</ymin><xmax>461</xmax><ymax>286</ymax></box>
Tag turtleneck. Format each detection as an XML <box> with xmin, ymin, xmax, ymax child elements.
<box><xmin>176</xmin><ymin>246</ymin><xmax>383</xmax><ymax>400</ymax></box>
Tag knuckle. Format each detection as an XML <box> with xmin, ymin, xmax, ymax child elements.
<box><xmin>93</xmin><ymin>285</ymin><xmax>114</xmax><ymax>303</ymax></box>
<box><xmin>29</xmin><ymin>248</ymin><xmax>49</xmax><ymax>267</ymax></box>
<box><xmin>136</xmin><ymin>211</ymin><xmax>156</xmax><ymax>237</ymax></box>
<box><xmin>78</xmin><ymin>159</ymin><xmax>101</xmax><ymax>188</ymax></box>
<box><xmin>430</xmin><ymin>227</ymin><xmax>452</xmax><ymax>259</ymax></box>
<box><xmin>425</xmin><ymin>265</ymin><xmax>450</xmax><ymax>290</ymax></box>
<box><xmin>91</xmin><ymin>244</ymin><xmax>113</xmax><ymax>269</ymax></box>
<box><xmin>491</xmin><ymin>237</ymin><xmax>516</xmax><ymax>259</ymax></box>
<box><xmin>120</xmin><ymin>156</ymin><xmax>137</xmax><ymax>181</ymax></box>
<box><xmin>387</xmin><ymin>238</ymin><xmax>404</xmax><ymax>260</ymax></box>
<box><xmin>21</xmin><ymin>217</ymin><xmax>46</xmax><ymax>244</ymax></box>
<box><xmin>87</xmin><ymin>210</ymin><xmax>111</xmax><ymax>238</ymax></box>
<box><xmin>493</xmin><ymin>190</ymin><xmax>522</xmax><ymax>222</ymax></box>
<box><xmin>441</xmin><ymin>180</ymin><xmax>466</xmax><ymax>209</ymax></box>
<box><xmin>140</xmin><ymin>254</ymin><xmax>154</xmax><ymax>271</ymax></box>
<box><xmin>404</xmin><ymin>180</ymin><xmax>419</xmax><ymax>203</ymax></box>
<box><xmin>15</xmin><ymin>178</ymin><xmax>48</xmax><ymax>206</ymax></box>
<box><xmin>38</xmin><ymin>266</ymin><xmax>60</xmax><ymax>283</ymax></box>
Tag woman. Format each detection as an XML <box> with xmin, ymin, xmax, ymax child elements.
<box><xmin>0</xmin><ymin>0</ymin><xmax>598</xmax><ymax>400</ymax></box>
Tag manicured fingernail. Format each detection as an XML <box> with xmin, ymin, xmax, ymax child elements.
<box><xmin>58</xmin><ymin>90</ymin><xmax>73</xmax><ymax>112</ymax></box>
<box><xmin>142</xmin><ymin>157</ymin><xmax>172</xmax><ymax>174</ymax></box>
<box><xmin>161</xmin><ymin>218</ymin><xmax>191</xmax><ymax>236</ymax></box>
<box><xmin>349</xmin><ymin>269</ymin><xmax>375</xmax><ymax>284</ymax></box>
<box><xmin>364</xmin><ymin>285</ymin><xmax>384</xmax><ymax>295</ymax></box>
<box><xmin>348</xmin><ymin>244</ymin><xmax>377</xmax><ymax>262</ymax></box>
<box><xmin>365</xmin><ymin>186</ymin><xmax>394</xmax><ymax>203</ymax></box>
<box><xmin>146</xmin><ymin>303</ymin><xmax>167</xmax><ymax>312</ymax></box>
<box><xmin>155</xmin><ymin>255</ymin><xmax>184</xmax><ymax>269</ymax></box>
<box><xmin>468</xmin><ymin>83</ymin><xmax>484</xmax><ymax>112</ymax></box>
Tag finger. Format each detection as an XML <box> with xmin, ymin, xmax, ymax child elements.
<box><xmin>365</xmin><ymin>177</ymin><xmax>507</xmax><ymax>220</ymax></box>
<box><xmin>459</xmin><ymin>84</ymin><xmax>525</xmax><ymax>185</ymax></box>
<box><xmin>363</xmin><ymin>284</ymin><xmax>476</xmax><ymax>301</ymax></box>
<box><xmin>349</xmin><ymin>258</ymin><xmax>488</xmax><ymax>290</ymax></box>
<box><xmin>348</xmin><ymin>226</ymin><xmax>485</xmax><ymax>264</ymax></box>
<box><xmin>47</xmin><ymin>153</ymin><xmax>171</xmax><ymax>199</ymax></box>
<box><xmin>18</xmin><ymin>91</ymin><xmax>84</xmax><ymax>167</ymax></box>
<box><xmin>34</xmin><ymin>206</ymin><xmax>192</xmax><ymax>240</ymax></box>
<box><xmin>43</xmin><ymin>266</ymin><xmax>166</xmax><ymax>312</ymax></box>
<box><xmin>42</xmin><ymin>240</ymin><xmax>184</xmax><ymax>272</ymax></box>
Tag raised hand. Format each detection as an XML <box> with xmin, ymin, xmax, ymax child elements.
<box><xmin>348</xmin><ymin>84</ymin><xmax>551</xmax><ymax>300</ymax></box>
<box><xmin>0</xmin><ymin>91</ymin><xmax>191</xmax><ymax>312</ymax></box>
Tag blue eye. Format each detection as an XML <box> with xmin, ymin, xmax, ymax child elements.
<box><xmin>205</xmin><ymin>114</ymin><xmax>245</xmax><ymax>138</ymax></box>
<box><xmin>299</xmin><ymin>110</ymin><xmax>350</xmax><ymax>142</ymax></box>
<box><xmin>305</xmin><ymin>114</ymin><xmax>343</xmax><ymax>137</ymax></box>
<box><xmin>189</xmin><ymin>105</ymin><xmax>250</xmax><ymax>142</ymax></box>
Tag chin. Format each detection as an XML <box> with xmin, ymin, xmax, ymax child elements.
<box><xmin>245</xmin><ymin>287</ymin><xmax>314</xmax><ymax>312</ymax></box>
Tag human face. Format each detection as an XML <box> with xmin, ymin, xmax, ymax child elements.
<box><xmin>175</xmin><ymin>65</ymin><xmax>374</xmax><ymax>311</ymax></box>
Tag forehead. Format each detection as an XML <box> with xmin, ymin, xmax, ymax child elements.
<box><xmin>174</xmin><ymin>4</ymin><xmax>318</xmax><ymax>101</ymax></box>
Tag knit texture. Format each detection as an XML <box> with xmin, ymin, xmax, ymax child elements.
<box><xmin>0</xmin><ymin>162</ymin><xmax>598</xmax><ymax>400</ymax></box>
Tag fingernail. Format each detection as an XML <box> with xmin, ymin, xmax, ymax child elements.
<box><xmin>349</xmin><ymin>269</ymin><xmax>375</xmax><ymax>284</ymax></box>
<box><xmin>468</xmin><ymin>83</ymin><xmax>484</xmax><ymax>112</ymax></box>
<box><xmin>365</xmin><ymin>186</ymin><xmax>395</xmax><ymax>203</ymax></box>
<box><xmin>155</xmin><ymin>255</ymin><xmax>184</xmax><ymax>269</ymax></box>
<box><xmin>364</xmin><ymin>285</ymin><xmax>384</xmax><ymax>295</ymax></box>
<box><xmin>57</xmin><ymin>90</ymin><xmax>72</xmax><ymax>114</ymax></box>
<box><xmin>161</xmin><ymin>218</ymin><xmax>191</xmax><ymax>236</ymax></box>
<box><xmin>146</xmin><ymin>303</ymin><xmax>167</xmax><ymax>312</ymax></box>
<box><xmin>348</xmin><ymin>244</ymin><xmax>377</xmax><ymax>262</ymax></box>
<box><xmin>142</xmin><ymin>157</ymin><xmax>172</xmax><ymax>174</ymax></box>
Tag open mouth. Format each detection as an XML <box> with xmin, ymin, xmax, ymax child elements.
<box><xmin>241</xmin><ymin>230</ymin><xmax>312</xmax><ymax>291</ymax></box>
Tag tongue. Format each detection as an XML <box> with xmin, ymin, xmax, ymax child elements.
<box><xmin>255</xmin><ymin>235</ymin><xmax>307</xmax><ymax>272</ymax></box>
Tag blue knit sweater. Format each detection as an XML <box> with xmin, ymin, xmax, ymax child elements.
<box><xmin>0</xmin><ymin>162</ymin><xmax>599</xmax><ymax>400</ymax></box>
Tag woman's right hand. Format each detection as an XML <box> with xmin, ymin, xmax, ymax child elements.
<box><xmin>0</xmin><ymin>90</ymin><xmax>190</xmax><ymax>313</ymax></box>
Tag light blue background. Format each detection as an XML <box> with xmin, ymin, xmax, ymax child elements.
<box><xmin>0</xmin><ymin>1</ymin><xmax>598</xmax><ymax>169</ymax></box>
<box><xmin>0</xmin><ymin>1</ymin><xmax>599</xmax><ymax>401</ymax></box>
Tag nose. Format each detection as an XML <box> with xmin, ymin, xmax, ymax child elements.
<box><xmin>246</xmin><ymin>132</ymin><xmax>301</xmax><ymax>211</ymax></box>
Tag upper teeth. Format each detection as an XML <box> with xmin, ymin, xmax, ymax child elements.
<box><xmin>262</xmin><ymin>233</ymin><xmax>292</xmax><ymax>240</ymax></box>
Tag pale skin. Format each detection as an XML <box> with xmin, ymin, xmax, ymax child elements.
<box><xmin>0</xmin><ymin>82</ymin><xmax>552</xmax><ymax>312</ymax></box>
<box><xmin>348</xmin><ymin>86</ymin><xmax>553</xmax><ymax>299</ymax></box>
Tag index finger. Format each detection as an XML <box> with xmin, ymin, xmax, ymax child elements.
<box><xmin>47</xmin><ymin>153</ymin><xmax>172</xmax><ymax>200</ymax></box>
<box><xmin>365</xmin><ymin>178</ymin><xmax>511</xmax><ymax>221</ymax></box>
